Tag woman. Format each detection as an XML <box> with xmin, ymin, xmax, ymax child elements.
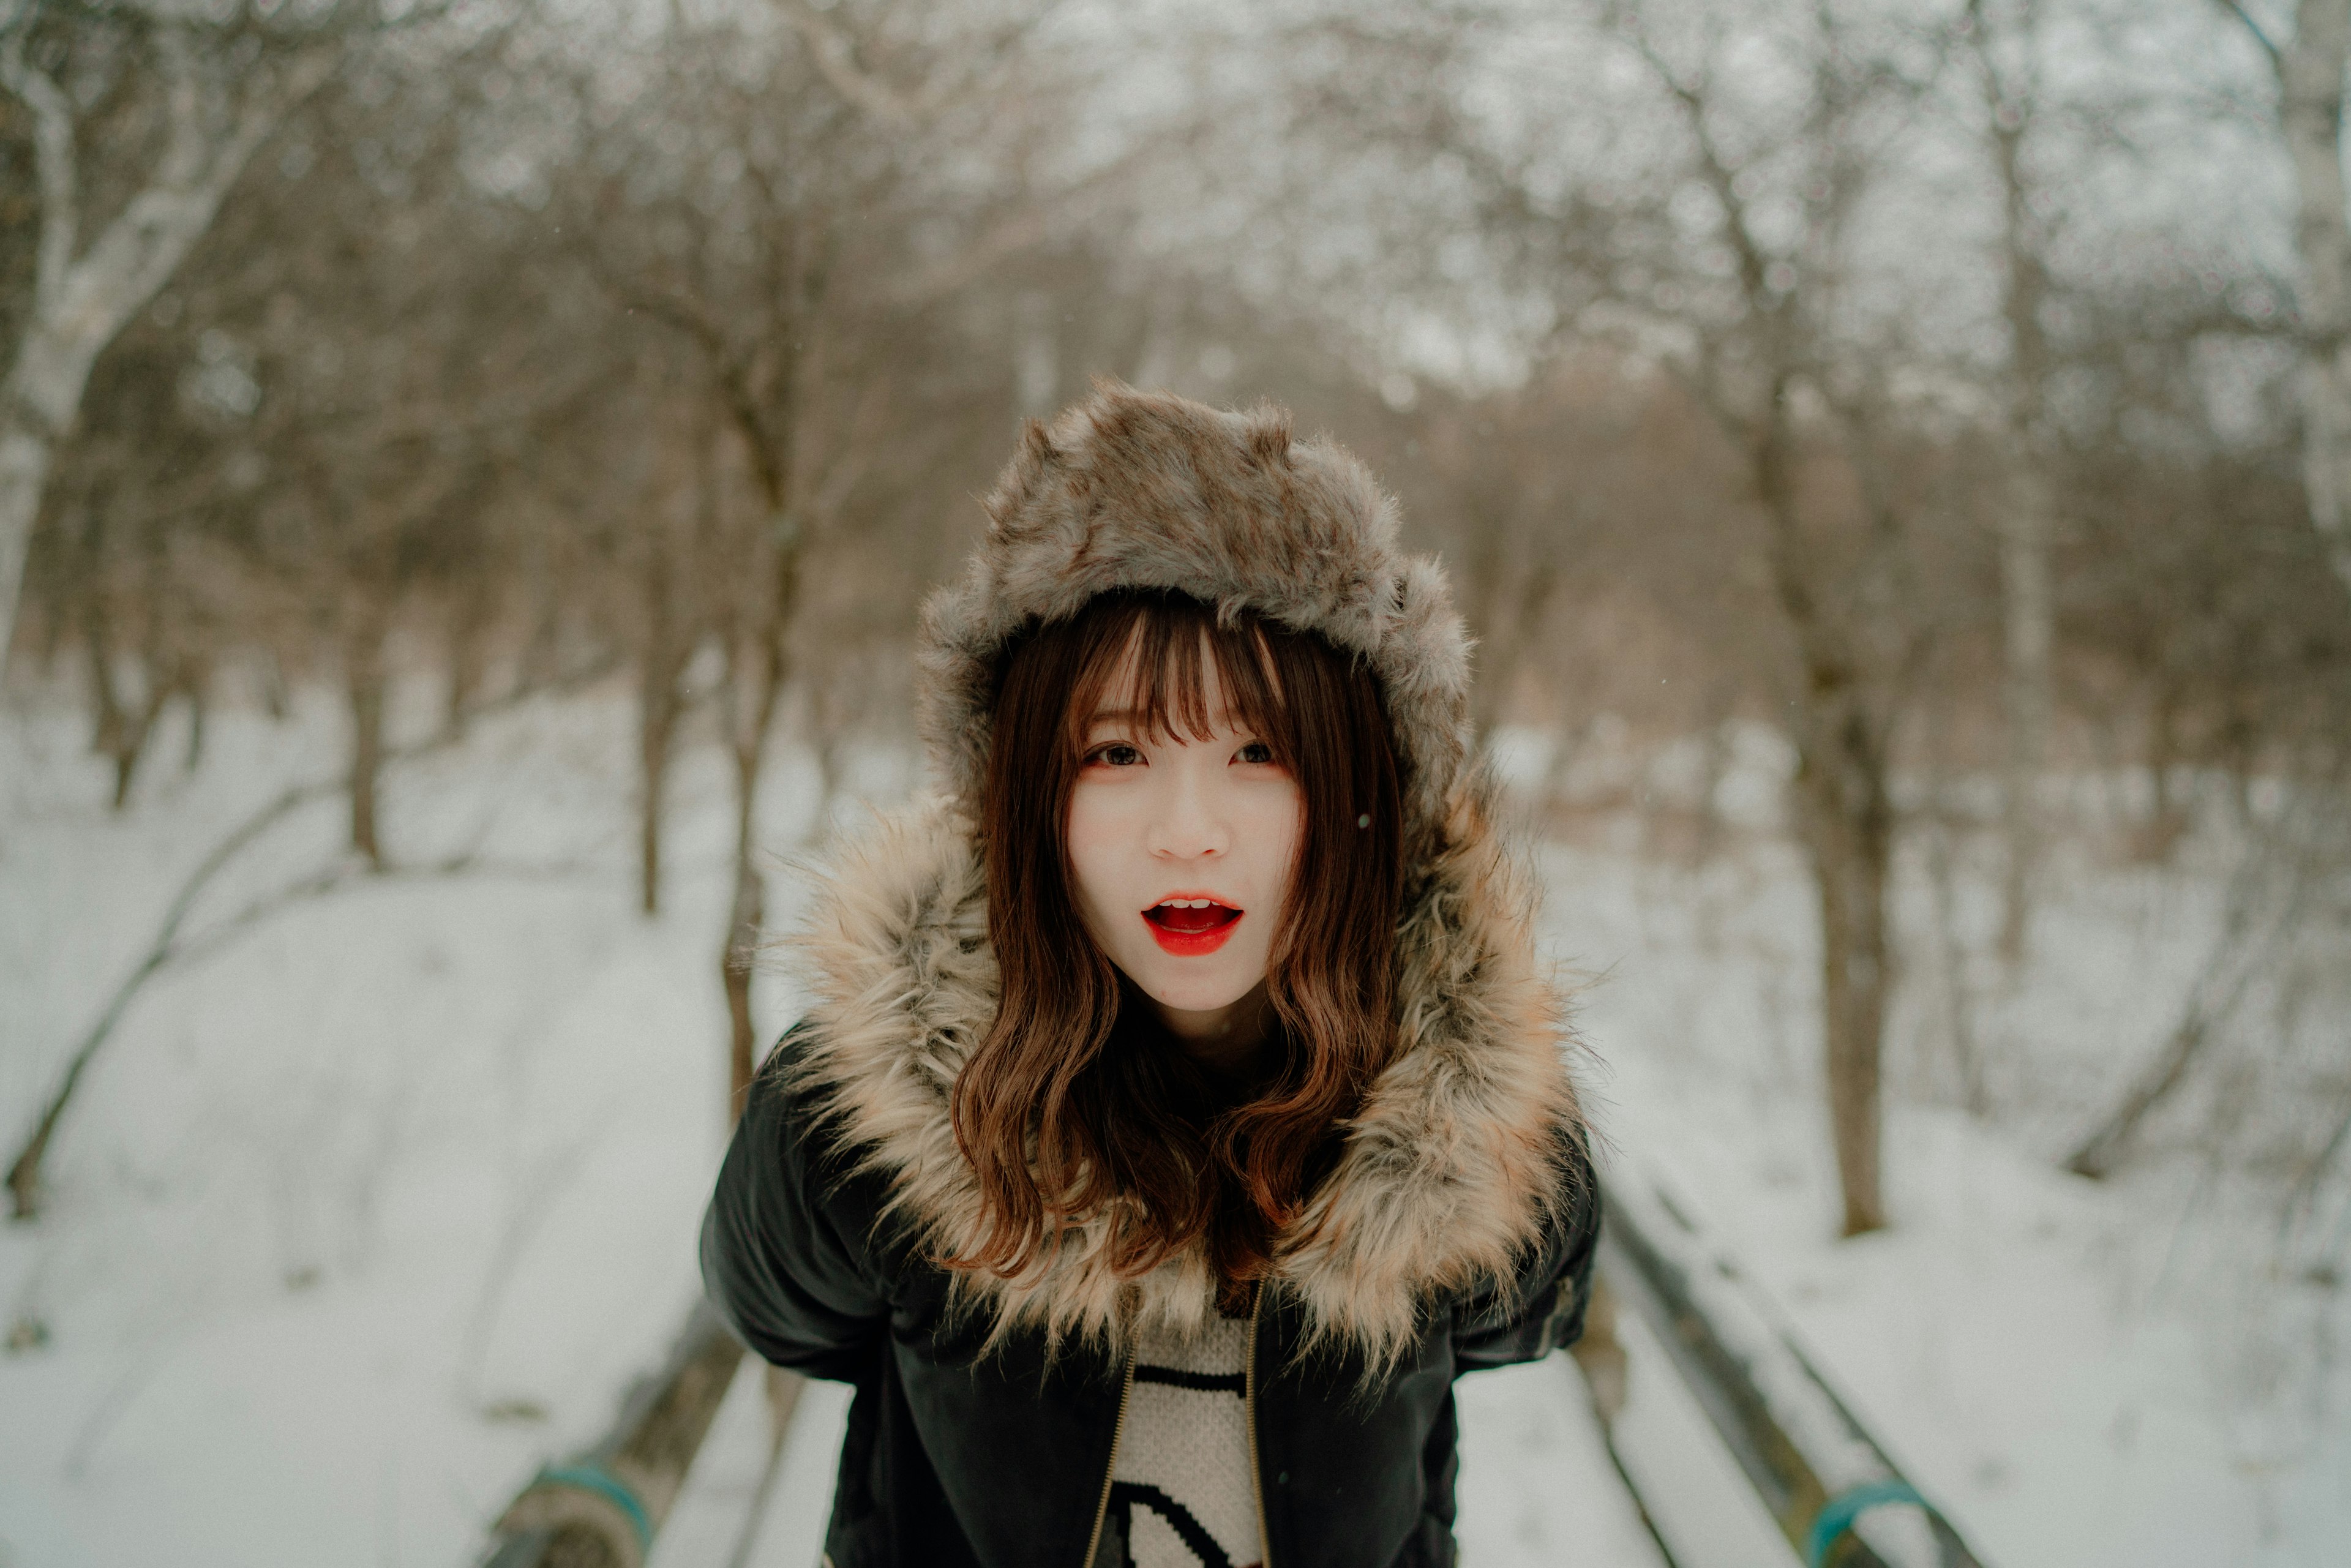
<box><xmin>702</xmin><ymin>382</ymin><xmax>1597</xmax><ymax>1568</ymax></box>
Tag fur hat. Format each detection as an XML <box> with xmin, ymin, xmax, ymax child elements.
<box><xmin>916</xmin><ymin>379</ymin><xmax>1474</xmax><ymax>840</ymax></box>
<box><xmin>777</xmin><ymin>381</ymin><xmax>1580</xmax><ymax>1371</ymax></box>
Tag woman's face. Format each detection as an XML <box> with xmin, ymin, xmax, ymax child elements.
<box><xmin>1065</xmin><ymin>638</ymin><xmax>1303</xmax><ymax>1044</ymax></box>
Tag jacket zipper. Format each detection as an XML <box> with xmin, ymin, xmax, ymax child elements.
<box><xmin>1079</xmin><ymin>1346</ymin><xmax>1138</xmax><ymax>1568</ymax></box>
<box><xmin>1245</xmin><ymin>1280</ymin><xmax>1273</xmax><ymax>1568</ymax></box>
<box><xmin>1081</xmin><ymin>1288</ymin><xmax>1272</xmax><ymax>1568</ymax></box>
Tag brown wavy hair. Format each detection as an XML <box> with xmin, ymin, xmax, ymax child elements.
<box><xmin>947</xmin><ymin>590</ymin><xmax>1405</xmax><ymax>1295</ymax></box>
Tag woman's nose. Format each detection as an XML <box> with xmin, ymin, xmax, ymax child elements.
<box><xmin>1146</xmin><ymin>770</ymin><xmax>1230</xmax><ymax>858</ymax></box>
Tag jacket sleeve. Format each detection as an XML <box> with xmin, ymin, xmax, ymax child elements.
<box><xmin>700</xmin><ymin>1026</ymin><xmax>894</xmax><ymax>1382</ymax></box>
<box><xmin>1450</xmin><ymin>1122</ymin><xmax>1602</xmax><ymax>1370</ymax></box>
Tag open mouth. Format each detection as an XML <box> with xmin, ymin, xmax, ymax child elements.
<box><xmin>1141</xmin><ymin>898</ymin><xmax>1242</xmax><ymax>956</ymax></box>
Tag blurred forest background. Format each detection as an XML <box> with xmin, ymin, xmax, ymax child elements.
<box><xmin>4</xmin><ymin>0</ymin><xmax>2350</xmax><ymax>1563</ymax></box>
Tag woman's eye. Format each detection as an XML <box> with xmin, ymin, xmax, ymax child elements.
<box><xmin>1235</xmin><ymin>741</ymin><xmax>1275</xmax><ymax>765</ymax></box>
<box><xmin>1089</xmin><ymin>743</ymin><xmax>1144</xmax><ymax>767</ymax></box>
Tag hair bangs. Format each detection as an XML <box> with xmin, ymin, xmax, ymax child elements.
<box><xmin>1063</xmin><ymin>592</ymin><xmax>1290</xmax><ymax>763</ymax></box>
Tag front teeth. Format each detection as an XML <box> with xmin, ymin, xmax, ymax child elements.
<box><xmin>1157</xmin><ymin>898</ymin><xmax>1216</xmax><ymax>909</ymax></box>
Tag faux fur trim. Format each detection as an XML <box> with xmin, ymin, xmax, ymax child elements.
<box><xmin>773</xmin><ymin>383</ymin><xmax>1581</xmax><ymax>1372</ymax></box>
<box><xmin>776</xmin><ymin>796</ymin><xmax>1579</xmax><ymax>1373</ymax></box>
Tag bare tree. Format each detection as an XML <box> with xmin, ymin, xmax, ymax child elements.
<box><xmin>2219</xmin><ymin>0</ymin><xmax>2351</xmax><ymax>601</ymax></box>
<box><xmin>1590</xmin><ymin>0</ymin><xmax>1957</xmax><ymax>1234</ymax></box>
<box><xmin>1962</xmin><ymin>0</ymin><xmax>2061</xmax><ymax>966</ymax></box>
<box><xmin>206</xmin><ymin>26</ymin><xmax>610</xmax><ymax>866</ymax></box>
<box><xmin>634</xmin><ymin>403</ymin><xmax>709</xmax><ymax>919</ymax></box>
<box><xmin>554</xmin><ymin>0</ymin><xmax>1065</xmax><ymax>1105</ymax></box>
<box><xmin>0</xmin><ymin>0</ymin><xmax>351</xmax><ymax>680</ymax></box>
<box><xmin>2050</xmin><ymin>272</ymin><xmax>2349</xmax><ymax>1172</ymax></box>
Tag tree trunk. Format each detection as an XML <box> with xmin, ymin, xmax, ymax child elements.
<box><xmin>85</xmin><ymin>599</ymin><xmax>128</xmax><ymax>786</ymax></box>
<box><xmin>724</xmin><ymin>844</ymin><xmax>764</xmax><ymax>1115</ymax></box>
<box><xmin>0</xmin><ymin>422</ymin><xmax>55</xmax><ymax>680</ymax></box>
<box><xmin>716</xmin><ymin>527</ymin><xmax>799</xmax><ymax>1114</ymax></box>
<box><xmin>1472</xmin><ymin>559</ymin><xmax>1556</xmax><ymax>745</ymax></box>
<box><xmin>1976</xmin><ymin>9</ymin><xmax>2060</xmax><ymax>967</ymax></box>
<box><xmin>2140</xmin><ymin>673</ymin><xmax>2191</xmax><ymax>860</ymax></box>
<box><xmin>1926</xmin><ymin>815</ymin><xmax>1984</xmax><ymax>1116</ymax></box>
<box><xmin>84</xmin><ymin>604</ymin><xmax>169</xmax><ymax>813</ymax></box>
<box><xmin>1616</xmin><ymin>0</ymin><xmax>1911</xmax><ymax>1237</ymax></box>
<box><xmin>722</xmin><ymin>684</ymin><xmax>778</xmax><ymax>1112</ymax></box>
<box><xmin>1755</xmin><ymin>396</ymin><xmax>1893</xmax><ymax>1237</ymax></box>
<box><xmin>442</xmin><ymin>577</ymin><xmax>495</xmax><ymax>742</ymax></box>
<box><xmin>1461</xmin><ymin>519</ymin><xmax>1551</xmax><ymax>743</ymax></box>
<box><xmin>347</xmin><ymin>614</ymin><xmax>389</xmax><ymax>871</ymax></box>
<box><xmin>181</xmin><ymin>654</ymin><xmax>209</xmax><ymax>775</ymax></box>
<box><xmin>1793</xmin><ymin>703</ymin><xmax>1894</xmax><ymax>1236</ymax></box>
<box><xmin>721</xmin><ymin>631</ymin><xmax>788</xmax><ymax>1111</ymax></box>
<box><xmin>638</xmin><ymin>553</ymin><xmax>688</xmax><ymax>918</ymax></box>
<box><xmin>2274</xmin><ymin>0</ymin><xmax>2351</xmax><ymax>601</ymax></box>
<box><xmin>110</xmin><ymin>686</ymin><xmax>163</xmax><ymax>812</ymax></box>
<box><xmin>642</xmin><ymin>693</ymin><xmax>677</xmax><ymax>919</ymax></box>
<box><xmin>1996</xmin><ymin>468</ymin><xmax>2055</xmax><ymax>965</ymax></box>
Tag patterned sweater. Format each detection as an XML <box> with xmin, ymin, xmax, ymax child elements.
<box><xmin>1091</xmin><ymin>1309</ymin><xmax>1264</xmax><ymax>1568</ymax></box>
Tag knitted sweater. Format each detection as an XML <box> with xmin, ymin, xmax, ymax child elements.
<box><xmin>1093</xmin><ymin>1310</ymin><xmax>1262</xmax><ymax>1568</ymax></box>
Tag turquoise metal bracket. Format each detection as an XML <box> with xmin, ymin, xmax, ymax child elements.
<box><xmin>1805</xmin><ymin>1478</ymin><xmax>1927</xmax><ymax>1567</ymax></box>
<box><xmin>531</xmin><ymin>1461</ymin><xmax>653</xmax><ymax>1556</ymax></box>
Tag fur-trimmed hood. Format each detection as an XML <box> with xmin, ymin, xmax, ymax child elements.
<box><xmin>771</xmin><ymin>383</ymin><xmax>1581</xmax><ymax>1371</ymax></box>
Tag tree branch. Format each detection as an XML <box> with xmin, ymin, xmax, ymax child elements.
<box><xmin>776</xmin><ymin>0</ymin><xmax>919</xmax><ymax>126</ymax></box>
<box><xmin>0</xmin><ymin>28</ymin><xmax>78</xmax><ymax>340</ymax></box>
<box><xmin>773</xmin><ymin>0</ymin><xmax>1059</xmax><ymax>128</ymax></box>
<box><xmin>2215</xmin><ymin>0</ymin><xmax>2285</xmax><ymax>68</ymax></box>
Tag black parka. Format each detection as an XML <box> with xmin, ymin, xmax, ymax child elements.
<box><xmin>701</xmin><ymin>1026</ymin><xmax>1599</xmax><ymax>1568</ymax></box>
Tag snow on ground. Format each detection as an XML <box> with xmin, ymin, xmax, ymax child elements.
<box><xmin>0</xmin><ymin>680</ymin><xmax>825</xmax><ymax>1566</ymax></box>
<box><xmin>1537</xmin><ymin>819</ymin><xmax>2351</xmax><ymax>1568</ymax></box>
<box><xmin>1455</xmin><ymin>1353</ymin><xmax>1678</xmax><ymax>1568</ymax></box>
<box><xmin>4</xmin><ymin>689</ymin><xmax>2346</xmax><ymax>1566</ymax></box>
<box><xmin>649</xmin><ymin>1358</ymin><xmax>853</xmax><ymax>1568</ymax></box>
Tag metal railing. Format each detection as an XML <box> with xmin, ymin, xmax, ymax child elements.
<box><xmin>478</xmin><ymin>1172</ymin><xmax>1995</xmax><ymax>1568</ymax></box>
<box><xmin>1594</xmin><ymin>1169</ymin><xmax>1992</xmax><ymax>1568</ymax></box>
<box><xmin>479</xmin><ymin>1302</ymin><xmax>778</xmax><ymax>1568</ymax></box>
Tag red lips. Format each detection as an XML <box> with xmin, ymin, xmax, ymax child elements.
<box><xmin>1142</xmin><ymin>901</ymin><xmax>1242</xmax><ymax>956</ymax></box>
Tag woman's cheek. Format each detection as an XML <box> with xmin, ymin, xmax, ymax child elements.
<box><xmin>1063</xmin><ymin>790</ymin><xmax>1114</xmax><ymax>930</ymax></box>
<box><xmin>1067</xmin><ymin>786</ymin><xmax>1148</xmax><ymax>934</ymax></box>
<box><xmin>1254</xmin><ymin>787</ymin><xmax>1306</xmax><ymax>905</ymax></box>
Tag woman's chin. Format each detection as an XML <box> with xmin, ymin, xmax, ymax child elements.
<box><xmin>1129</xmin><ymin>969</ymin><xmax>1261</xmax><ymax>1023</ymax></box>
